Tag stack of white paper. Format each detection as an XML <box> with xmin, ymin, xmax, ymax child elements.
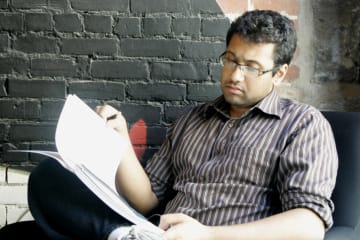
<box><xmin>14</xmin><ymin>94</ymin><xmax>162</xmax><ymax>234</ymax></box>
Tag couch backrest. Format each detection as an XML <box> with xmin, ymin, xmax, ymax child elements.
<box><xmin>322</xmin><ymin>111</ymin><xmax>360</xmax><ymax>228</ymax></box>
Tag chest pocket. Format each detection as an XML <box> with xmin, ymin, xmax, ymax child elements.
<box><xmin>200</xmin><ymin>145</ymin><xmax>279</xmax><ymax>187</ymax></box>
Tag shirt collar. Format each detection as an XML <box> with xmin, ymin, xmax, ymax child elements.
<box><xmin>203</xmin><ymin>90</ymin><xmax>283</xmax><ymax>120</ymax></box>
<box><xmin>254</xmin><ymin>90</ymin><xmax>283</xmax><ymax>119</ymax></box>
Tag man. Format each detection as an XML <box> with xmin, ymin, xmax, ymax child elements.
<box><xmin>28</xmin><ymin>10</ymin><xmax>338</xmax><ymax>240</ymax></box>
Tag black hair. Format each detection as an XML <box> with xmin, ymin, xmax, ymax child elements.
<box><xmin>226</xmin><ymin>10</ymin><xmax>297</xmax><ymax>66</ymax></box>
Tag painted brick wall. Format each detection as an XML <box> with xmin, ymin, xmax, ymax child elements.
<box><xmin>0</xmin><ymin>0</ymin><xmax>359</xmax><ymax>227</ymax></box>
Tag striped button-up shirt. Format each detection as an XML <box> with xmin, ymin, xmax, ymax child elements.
<box><xmin>145</xmin><ymin>90</ymin><xmax>338</xmax><ymax>229</ymax></box>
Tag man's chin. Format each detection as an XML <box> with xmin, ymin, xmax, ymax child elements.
<box><xmin>223</xmin><ymin>95</ymin><xmax>246</xmax><ymax>106</ymax></box>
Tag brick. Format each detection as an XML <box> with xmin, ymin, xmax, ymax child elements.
<box><xmin>129</xmin><ymin>121</ymin><xmax>147</xmax><ymax>146</ymax></box>
<box><xmin>25</xmin><ymin>13</ymin><xmax>52</xmax><ymax>31</ymax></box>
<box><xmin>132</xmin><ymin>0</ymin><xmax>190</xmax><ymax>13</ymax></box>
<box><xmin>0</xmin><ymin>56</ymin><xmax>28</xmax><ymax>74</ymax></box>
<box><xmin>91</xmin><ymin>60</ymin><xmax>147</xmax><ymax>79</ymax></box>
<box><xmin>202</xmin><ymin>18</ymin><xmax>230</xmax><ymax>38</ymax></box>
<box><xmin>190</xmin><ymin>0</ymin><xmax>223</xmax><ymax>14</ymax></box>
<box><xmin>71</xmin><ymin>0</ymin><xmax>128</xmax><ymax>11</ymax></box>
<box><xmin>0</xmin><ymin>33</ymin><xmax>9</xmax><ymax>52</ymax></box>
<box><xmin>6</xmin><ymin>205</ymin><xmax>33</xmax><ymax>224</ymax></box>
<box><xmin>128</xmin><ymin>124</ymin><xmax>165</xmax><ymax>147</ymax></box>
<box><xmin>1</xmin><ymin>143</ymin><xmax>30</xmax><ymax>163</ymax></box>
<box><xmin>144</xmin><ymin>17</ymin><xmax>171</xmax><ymax>36</ymax></box>
<box><xmin>30</xmin><ymin>143</ymin><xmax>57</xmax><ymax>152</ymax></box>
<box><xmin>12</xmin><ymin>0</ymin><xmax>47</xmax><ymax>9</ymax></box>
<box><xmin>183</xmin><ymin>41</ymin><xmax>225</xmax><ymax>60</ymax></box>
<box><xmin>9</xmin><ymin>79</ymin><xmax>66</xmax><ymax>98</ymax></box>
<box><xmin>0</xmin><ymin>205</ymin><xmax>5</xmax><ymax>228</ymax></box>
<box><xmin>0</xmin><ymin>123</ymin><xmax>8</xmax><ymax>140</ymax></box>
<box><xmin>187</xmin><ymin>83</ymin><xmax>222</xmax><ymax>101</ymax></box>
<box><xmin>164</xmin><ymin>105</ymin><xmax>194</xmax><ymax>123</ymax></box>
<box><xmin>84</xmin><ymin>15</ymin><xmax>112</xmax><ymax>33</ymax></box>
<box><xmin>210</xmin><ymin>63</ymin><xmax>222</xmax><ymax>81</ymax></box>
<box><xmin>14</xmin><ymin>35</ymin><xmax>57</xmax><ymax>53</ymax></box>
<box><xmin>0</xmin><ymin>13</ymin><xmax>23</xmax><ymax>31</ymax></box>
<box><xmin>49</xmin><ymin>0</ymin><xmax>71</xmax><ymax>10</ymax></box>
<box><xmin>128</xmin><ymin>83</ymin><xmax>186</xmax><ymax>101</ymax></box>
<box><xmin>253</xmin><ymin>0</ymin><xmax>299</xmax><ymax>16</ymax></box>
<box><xmin>114</xmin><ymin>17</ymin><xmax>141</xmax><ymax>37</ymax></box>
<box><xmin>62</xmin><ymin>38</ymin><xmax>118</xmax><ymax>56</ymax></box>
<box><xmin>0</xmin><ymin>185</ymin><xmax>27</xmax><ymax>204</ymax></box>
<box><xmin>22</xmin><ymin>208</ymin><xmax>35</xmax><ymax>221</ymax></box>
<box><xmin>151</xmin><ymin>62</ymin><xmax>208</xmax><ymax>80</ymax></box>
<box><xmin>69</xmin><ymin>81</ymin><xmax>125</xmax><ymax>100</ymax></box>
<box><xmin>122</xmin><ymin>39</ymin><xmax>180</xmax><ymax>59</ymax></box>
<box><xmin>0</xmin><ymin>78</ymin><xmax>7</xmax><ymax>96</ymax></box>
<box><xmin>140</xmin><ymin>147</ymin><xmax>159</xmax><ymax>163</ymax></box>
<box><xmin>173</xmin><ymin>17</ymin><xmax>201</xmax><ymax>39</ymax></box>
<box><xmin>0</xmin><ymin>0</ymin><xmax>7</xmax><ymax>8</ymax></box>
<box><xmin>9</xmin><ymin>123</ymin><xmax>55</xmax><ymax>141</ymax></box>
<box><xmin>0</xmin><ymin>166</ymin><xmax>6</xmax><ymax>183</ymax></box>
<box><xmin>54</xmin><ymin>14</ymin><xmax>82</xmax><ymax>32</ymax></box>
<box><xmin>215</xmin><ymin>0</ymin><xmax>248</xmax><ymax>14</ymax></box>
<box><xmin>31</xmin><ymin>58</ymin><xmax>76</xmax><ymax>77</ymax></box>
<box><xmin>116</xmin><ymin>104</ymin><xmax>162</xmax><ymax>125</ymax></box>
<box><xmin>75</xmin><ymin>56</ymin><xmax>91</xmax><ymax>79</ymax></box>
<box><xmin>0</xmin><ymin>99</ymin><xmax>40</xmax><ymax>119</ymax></box>
<box><xmin>146</xmin><ymin>126</ymin><xmax>166</xmax><ymax>145</ymax></box>
<box><xmin>29</xmin><ymin>143</ymin><xmax>57</xmax><ymax>162</ymax></box>
<box><xmin>7</xmin><ymin>167</ymin><xmax>29</xmax><ymax>184</ymax></box>
<box><xmin>40</xmin><ymin>99</ymin><xmax>64</xmax><ymax>120</ymax></box>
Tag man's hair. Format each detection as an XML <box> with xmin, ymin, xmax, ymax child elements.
<box><xmin>226</xmin><ymin>10</ymin><xmax>297</xmax><ymax>66</ymax></box>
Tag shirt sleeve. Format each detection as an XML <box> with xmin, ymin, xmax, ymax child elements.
<box><xmin>144</xmin><ymin>123</ymin><xmax>175</xmax><ymax>202</ymax></box>
<box><xmin>277</xmin><ymin>108</ymin><xmax>338</xmax><ymax>230</ymax></box>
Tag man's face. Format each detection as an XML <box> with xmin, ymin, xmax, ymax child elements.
<box><xmin>220</xmin><ymin>34</ymin><xmax>279</xmax><ymax>114</ymax></box>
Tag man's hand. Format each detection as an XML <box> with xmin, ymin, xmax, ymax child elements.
<box><xmin>158</xmin><ymin>209</ymin><xmax>324</xmax><ymax>240</ymax></box>
<box><xmin>95</xmin><ymin>105</ymin><xmax>129</xmax><ymax>139</ymax></box>
<box><xmin>159</xmin><ymin>213</ymin><xmax>213</xmax><ymax>240</ymax></box>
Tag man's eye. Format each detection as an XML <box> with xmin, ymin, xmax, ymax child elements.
<box><xmin>224</xmin><ymin>59</ymin><xmax>237</xmax><ymax>67</ymax></box>
<box><xmin>244</xmin><ymin>66</ymin><xmax>259</xmax><ymax>72</ymax></box>
<box><xmin>229</xmin><ymin>60</ymin><xmax>238</xmax><ymax>66</ymax></box>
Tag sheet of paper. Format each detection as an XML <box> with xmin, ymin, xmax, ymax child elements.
<box><xmin>77</xmin><ymin>165</ymin><xmax>163</xmax><ymax>233</ymax></box>
<box><xmin>55</xmin><ymin>94</ymin><xmax>127</xmax><ymax>191</ymax></box>
<box><xmin>55</xmin><ymin>95</ymin><xmax>161</xmax><ymax>232</ymax></box>
<box><xmin>12</xmin><ymin>150</ymin><xmax>73</xmax><ymax>170</ymax></box>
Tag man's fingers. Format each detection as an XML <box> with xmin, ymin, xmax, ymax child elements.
<box><xmin>95</xmin><ymin>105</ymin><xmax>118</xmax><ymax>120</ymax></box>
<box><xmin>159</xmin><ymin>213</ymin><xmax>189</xmax><ymax>230</ymax></box>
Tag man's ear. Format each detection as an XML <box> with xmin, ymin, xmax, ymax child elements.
<box><xmin>273</xmin><ymin>64</ymin><xmax>288</xmax><ymax>85</ymax></box>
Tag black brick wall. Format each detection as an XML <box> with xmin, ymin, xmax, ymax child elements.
<box><xmin>0</xmin><ymin>0</ymin><xmax>227</xmax><ymax>165</ymax></box>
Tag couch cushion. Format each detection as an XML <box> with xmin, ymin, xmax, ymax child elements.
<box><xmin>325</xmin><ymin>226</ymin><xmax>354</xmax><ymax>240</ymax></box>
<box><xmin>322</xmin><ymin>112</ymin><xmax>360</xmax><ymax>228</ymax></box>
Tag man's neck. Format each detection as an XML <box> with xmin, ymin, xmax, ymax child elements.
<box><xmin>230</xmin><ymin>106</ymin><xmax>249</xmax><ymax>118</ymax></box>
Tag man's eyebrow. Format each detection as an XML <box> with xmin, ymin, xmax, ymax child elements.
<box><xmin>224</xmin><ymin>50</ymin><xmax>264</xmax><ymax>68</ymax></box>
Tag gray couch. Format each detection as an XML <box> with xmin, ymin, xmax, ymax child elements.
<box><xmin>323</xmin><ymin>112</ymin><xmax>360</xmax><ymax>240</ymax></box>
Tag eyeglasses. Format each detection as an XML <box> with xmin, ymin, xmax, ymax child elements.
<box><xmin>219</xmin><ymin>52</ymin><xmax>279</xmax><ymax>78</ymax></box>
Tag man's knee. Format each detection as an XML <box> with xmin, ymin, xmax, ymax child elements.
<box><xmin>28</xmin><ymin>158</ymin><xmax>67</xmax><ymax>205</ymax></box>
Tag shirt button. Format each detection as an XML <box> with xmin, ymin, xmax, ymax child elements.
<box><xmin>228</xmin><ymin>122</ymin><xmax>234</xmax><ymax>128</ymax></box>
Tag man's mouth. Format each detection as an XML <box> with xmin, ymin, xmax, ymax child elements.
<box><xmin>223</xmin><ymin>84</ymin><xmax>244</xmax><ymax>94</ymax></box>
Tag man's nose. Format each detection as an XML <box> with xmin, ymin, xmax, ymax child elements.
<box><xmin>230</xmin><ymin>66</ymin><xmax>245</xmax><ymax>82</ymax></box>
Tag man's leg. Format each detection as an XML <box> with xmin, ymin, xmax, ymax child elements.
<box><xmin>28</xmin><ymin>158</ymin><xmax>130</xmax><ymax>240</ymax></box>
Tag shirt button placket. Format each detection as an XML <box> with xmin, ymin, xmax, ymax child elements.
<box><xmin>228</xmin><ymin>120</ymin><xmax>234</xmax><ymax>128</ymax></box>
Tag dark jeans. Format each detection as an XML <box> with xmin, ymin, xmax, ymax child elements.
<box><xmin>28</xmin><ymin>158</ymin><xmax>130</xmax><ymax>240</ymax></box>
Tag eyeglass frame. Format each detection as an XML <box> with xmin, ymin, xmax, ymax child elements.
<box><xmin>219</xmin><ymin>51</ymin><xmax>280</xmax><ymax>77</ymax></box>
